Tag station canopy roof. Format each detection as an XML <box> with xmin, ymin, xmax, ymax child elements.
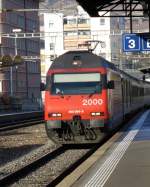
<box><xmin>139</xmin><ymin>66</ymin><xmax>150</xmax><ymax>74</ymax></box>
<box><xmin>76</xmin><ymin>0</ymin><xmax>149</xmax><ymax>17</ymax></box>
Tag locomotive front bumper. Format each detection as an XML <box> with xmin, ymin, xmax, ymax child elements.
<box><xmin>46</xmin><ymin>119</ymin><xmax>105</xmax><ymax>129</ymax></box>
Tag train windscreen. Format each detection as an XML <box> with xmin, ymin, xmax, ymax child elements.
<box><xmin>51</xmin><ymin>73</ymin><xmax>102</xmax><ymax>95</ymax></box>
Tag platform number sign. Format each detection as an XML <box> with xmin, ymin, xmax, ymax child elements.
<box><xmin>123</xmin><ymin>34</ymin><xmax>141</xmax><ymax>52</ymax></box>
<box><xmin>142</xmin><ymin>35</ymin><xmax>150</xmax><ymax>51</ymax></box>
<box><xmin>123</xmin><ymin>33</ymin><xmax>150</xmax><ymax>52</ymax></box>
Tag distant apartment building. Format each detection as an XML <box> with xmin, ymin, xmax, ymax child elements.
<box><xmin>0</xmin><ymin>0</ymin><xmax>42</xmax><ymax>109</ymax></box>
<box><xmin>40</xmin><ymin>13</ymin><xmax>64</xmax><ymax>84</ymax></box>
<box><xmin>40</xmin><ymin>6</ymin><xmax>124</xmax><ymax>81</ymax></box>
<box><xmin>63</xmin><ymin>14</ymin><xmax>91</xmax><ymax>50</ymax></box>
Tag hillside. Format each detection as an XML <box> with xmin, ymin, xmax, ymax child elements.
<box><xmin>40</xmin><ymin>0</ymin><xmax>78</xmax><ymax>15</ymax></box>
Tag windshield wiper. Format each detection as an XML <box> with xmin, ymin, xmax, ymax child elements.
<box><xmin>57</xmin><ymin>91</ymin><xmax>64</xmax><ymax>98</ymax></box>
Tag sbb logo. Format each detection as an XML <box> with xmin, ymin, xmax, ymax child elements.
<box><xmin>82</xmin><ymin>99</ymin><xmax>103</xmax><ymax>106</ymax></box>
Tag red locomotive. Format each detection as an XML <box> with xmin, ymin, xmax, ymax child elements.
<box><xmin>44</xmin><ymin>50</ymin><xmax>150</xmax><ymax>144</ymax></box>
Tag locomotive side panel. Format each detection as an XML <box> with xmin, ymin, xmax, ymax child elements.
<box><xmin>144</xmin><ymin>83</ymin><xmax>150</xmax><ymax>106</ymax></box>
<box><xmin>130</xmin><ymin>81</ymin><xmax>144</xmax><ymax>112</ymax></box>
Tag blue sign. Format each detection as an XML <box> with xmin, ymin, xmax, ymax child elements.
<box><xmin>123</xmin><ymin>34</ymin><xmax>141</xmax><ymax>52</ymax></box>
<box><xmin>122</xmin><ymin>33</ymin><xmax>150</xmax><ymax>52</ymax></box>
<box><xmin>142</xmin><ymin>35</ymin><xmax>150</xmax><ymax>51</ymax></box>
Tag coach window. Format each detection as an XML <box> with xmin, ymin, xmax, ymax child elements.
<box><xmin>125</xmin><ymin>80</ymin><xmax>128</xmax><ymax>107</ymax></box>
<box><xmin>123</xmin><ymin>80</ymin><xmax>126</xmax><ymax>107</ymax></box>
<box><xmin>122</xmin><ymin>80</ymin><xmax>126</xmax><ymax>106</ymax></box>
<box><xmin>127</xmin><ymin>81</ymin><xmax>130</xmax><ymax>107</ymax></box>
<box><xmin>126</xmin><ymin>81</ymin><xmax>128</xmax><ymax>107</ymax></box>
<box><xmin>129</xmin><ymin>82</ymin><xmax>132</xmax><ymax>105</ymax></box>
<box><xmin>130</xmin><ymin>84</ymin><xmax>132</xmax><ymax>96</ymax></box>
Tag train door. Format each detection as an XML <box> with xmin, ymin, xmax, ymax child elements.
<box><xmin>121</xmin><ymin>78</ymin><xmax>125</xmax><ymax>118</ymax></box>
<box><xmin>126</xmin><ymin>80</ymin><xmax>132</xmax><ymax>113</ymax></box>
<box><xmin>122</xmin><ymin>78</ymin><xmax>132</xmax><ymax>115</ymax></box>
<box><xmin>107</xmin><ymin>70</ymin><xmax>123</xmax><ymax>128</ymax></box>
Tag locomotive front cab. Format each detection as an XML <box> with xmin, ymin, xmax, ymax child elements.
<box><xmin>45</xmin><ymin>69</ymin><xmax>109</xmax><ymax>143</ymax></box>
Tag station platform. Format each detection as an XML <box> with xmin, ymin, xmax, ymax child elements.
<box><xmin>58</xmin><ymin>110</ymin><xmax>150</xmax><ymax>187</ymax></box>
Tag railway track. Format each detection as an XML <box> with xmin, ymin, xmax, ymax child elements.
<box><xmin>0</xmin><ymin>134</ymin><xmax>111</xmax><ymax>186</ymax></box>
<box><xmin>0</xmin><ymin>111</ymin><xmax>142</xmax><ymax>186</ymax></box>
<box><xmin>0</xmin><ymin>118</ymin><xmax>44</xmax><ymax>132</ymax></box>
<box><xmin>0</xmin><ymin>146</ymin><xmax>65</xmax><ymax>186</ymax></box>
<box><xmin>0</xmin><ymin>111</ymin><xmax>44</xmax><ymax>131</ymax></box>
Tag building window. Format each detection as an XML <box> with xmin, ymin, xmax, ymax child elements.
<box><xmin>18</xmin><ymin>16</ymin><xmax>25</xmax><ymax>28</ymax></box>
<box><xmin>64</xmin><ymin>31</ymin><xmax>77</xmax><ymax>36</ymax></box>
<box><xmin>28</xmin><ymin>61</ymin><xmax>39</xmax><ymax>73</ymax></box>
<box><xmin>63</xmin><ymin>18</ymin><xmax>67</xmax><ymax>24</ymax></box>
<box><xmin>100</xmin><ymin>18</ymin><xmax>105</xmax><ymax>25</ymax></box>
<box><xmin>78</xmin><ymin>18</ymin><xmax>90</xmax><ymax>24</ymax></box>
<box><xmin>40</xmin><ymin>40</ymin><xmax>45</xmax><ymax>49</ymax></box>
<box><xmin>78</xmin><ymin>30</ymin><xmax>91</xmax><ymax>35</ymax></box>
<box><xmin>50</xmin><ymin>43</ymin><xmax>54</xmax><ymax>51</ymax></box>
<box><xmin>64</xmin><ymin>18</ymin><xmax>77</xmax><ymax>25</ymax></box>
<box><xmin>18</xmin><ymin>81</ymin><xmax>26</xmax><ymax>87</ymax></box>
<box><xmin>101</xmin><ymin>41</ymin><xmax>106</xmax><ymax>48</ymax></box>
<box><xmin>50</xmin><ymin>55</ymin><xmax>57</xmax><ymax>61</ymax></box>
<box><xmin>27</xmin><ymin>19</ymin><xmax>37</xmax><ymax>31</ymax></box>
<box><xmin>49</xmin><ymin>21</ymin><xmax>54</xmax><ymax>28</ymax></box>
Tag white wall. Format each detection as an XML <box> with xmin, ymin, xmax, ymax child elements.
<box><xmin>91</xmin><ymin>16</ymin><xmax>111</xmax><ymax>61</ymax></box>
<box><xmin>43</xmin><ymin>13</ymin><xmax>64</xmax><ymax>59</ymax></box>
<box><xmin>41</xmin><ymin>13</ymin><xmax>64</xmax><ymax>79</ymax></box>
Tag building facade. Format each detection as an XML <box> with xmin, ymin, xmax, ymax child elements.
<box><xmin>40</xmin><ymin>13</ymin><xmax>64</xmax><ymax>85</ymax></box>
<box><xmin>0</xmin><ymin>0</ymin><xmax>42</xmax><ymax>110</ymax></box>
<box><xmin>40</xmin><ymin>6</ymin><xmax>124</xmax><ymax>80</ymax></box>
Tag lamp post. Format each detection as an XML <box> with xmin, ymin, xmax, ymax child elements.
<box><xmin>11</xmin><ymin>28</ymin><xmax>22</xmax><ymax>96</ymax></box>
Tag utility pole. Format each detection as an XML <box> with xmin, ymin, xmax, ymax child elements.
<box><xmin>14</xmin><ymin>35</ymin><xmax>18</xmax><ymax>95</ymax></box>
<box><xmin>11</xmin><ymin>28</ymin><xmax>21</xmax><ymax>96</ymax></box>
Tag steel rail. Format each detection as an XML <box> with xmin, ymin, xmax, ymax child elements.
<box><xmin>0</xmin><ymin>146</ymin><xmax>66</xmax><ymax>186</ymax></box>
<box><xmin>0</xmin><ymin>118</ymin><xmax>44</xmax><ymax>132</ymax></box>
<box><xmin>0</xmin><ymin>110</ymin><xmax>144</xmax><ymax>186</ymax></box>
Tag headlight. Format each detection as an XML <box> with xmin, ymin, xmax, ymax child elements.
<box><xmin>91</xmin><ymin>112</ymin><xmax>104</xmax><ymax>116</ymax></box>
<box><xmin>48</xmin><ymin>113</ymin><xmax>62</xmax><ymax>117</ymax></box>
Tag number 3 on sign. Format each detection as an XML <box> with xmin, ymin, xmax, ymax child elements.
<box><xmin>128</xmin><ymin>39</ymin><xmax>136</xmax><ymax>49</ymax></box>
<box><xmin>82</xmin><ymin>99</ymin><xmax>103</xmax><ymax>106</ymax></box>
